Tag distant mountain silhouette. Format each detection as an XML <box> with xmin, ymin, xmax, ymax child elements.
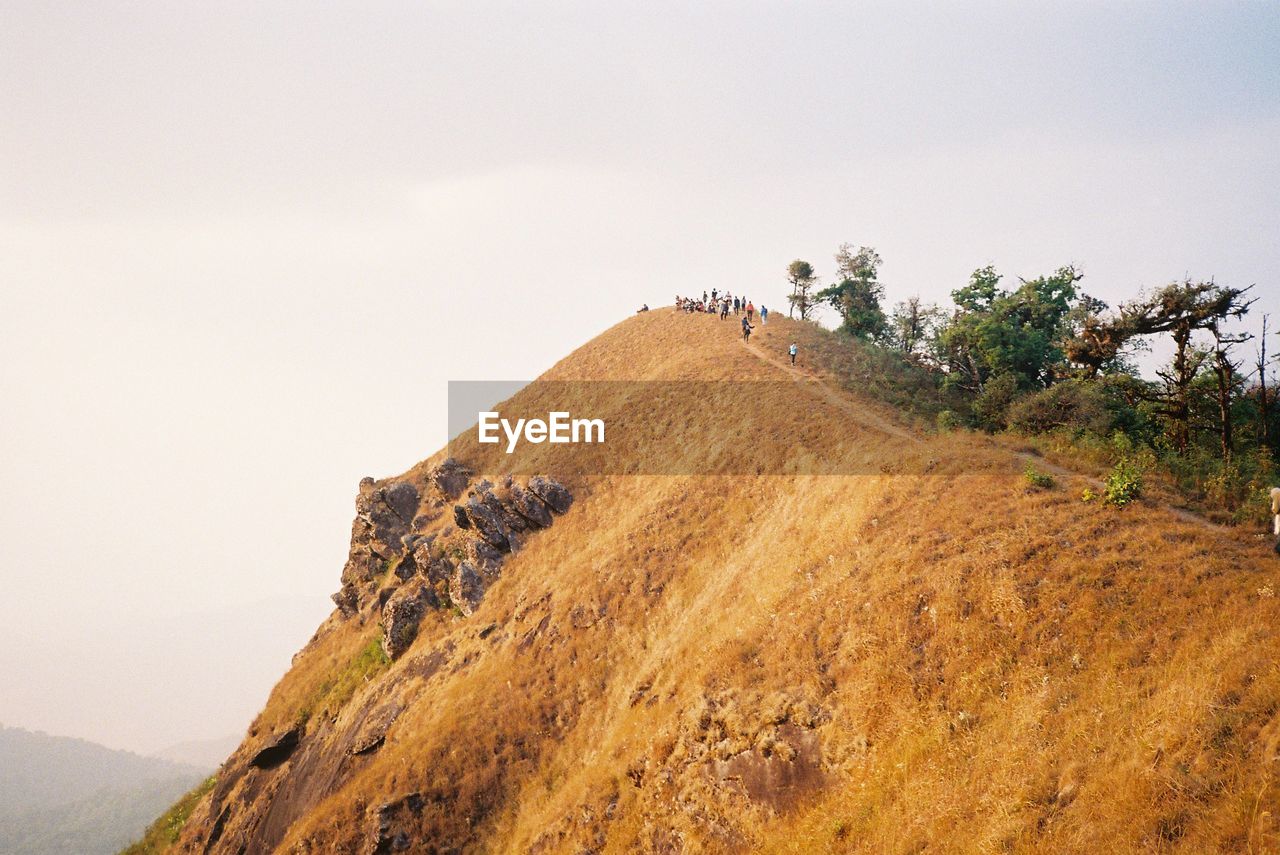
<box><xmin>0</xmin><ymin>726</ymin><xmax>205</xmax><ymax>855</ymax></box>
<box><xmin>150</xmin><ymin>735</ymin><xmax>240</xmax><ymax>772</ymax></box>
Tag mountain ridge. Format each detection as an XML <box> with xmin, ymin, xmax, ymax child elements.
<box><xmin>0</xmin><ymin>725</ymin><xmax>206</xmax><ymax>855</ymax></box>
<box><xmin>153</xmin><ymin>309</ymin><xmax>1278</xmax><ymax>853</ymax></box>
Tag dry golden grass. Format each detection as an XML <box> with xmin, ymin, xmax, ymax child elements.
<box><xmin>171</xmin><ymin>309</ymin><xmax>1280</xmax><ymax>854</ymax></box>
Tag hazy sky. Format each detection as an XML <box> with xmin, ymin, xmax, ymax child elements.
<box><xmin>2</xmin><ymin>1</ymin><xmax>1277</xmax><ymax>753</ymax></box>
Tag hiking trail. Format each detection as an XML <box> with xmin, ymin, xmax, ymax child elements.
<box><xmin>738</xmin><ymin>329</ymin><xmax>1239</xmax><ymax>537</ymax></box>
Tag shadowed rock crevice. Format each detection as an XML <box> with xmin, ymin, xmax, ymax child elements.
<box><xmin>249</xmin><ymin>726</ymin><xmax>301</xmax><ymax>770</ymax></box>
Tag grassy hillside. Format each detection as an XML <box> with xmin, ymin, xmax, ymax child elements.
<box><xmin>156</xmin><ymin>309</ymin><xmax>1279</xmax><ymax>853</ymax></box>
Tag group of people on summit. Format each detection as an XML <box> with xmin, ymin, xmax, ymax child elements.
<box><xmin>675</xmin><ymin>290</ymin><xmax>767</xmax><ymax>325</ymax></box>
<box><xmin>669</xmin><ymin>291</ymin><xmax>798</xmax><ymax>363</ymax></box>
<box><xmin>674</xmin><ymin>290</ymin><xmax>771</xmax><ymax>342</ymax></box>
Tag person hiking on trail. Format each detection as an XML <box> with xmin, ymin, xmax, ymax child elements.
<box><xmin>711</xmin><ymin>288</ymin><xmax>718</xmax><ymax>302</ymax></box>
<box><xmin>746</xmin><ymin>301</ymin><xmax>754</xmax><ymax>322</ymax></box>
<box><xmin>1271</xmin><ymin>487</ymin><xmax>1280</xmax><ymax>554</ymax></box>
<box><xmin>720</xmin><ymin>299</ymin><xmax>729</xmax><ymax>320</ymax></box>
<box><xmin>741</xmin><ymin>315</ymin><xmax>754</xmax><ymax>341</ymax></box>
<box><xmin>789</xmin><ymin>342</ymin><xmax>798</xmax><ymax>365</ymax></box>
<box><xmin>761</xmin><ymin>305</ymin><xmax>768</xmax><ymax>324</ymax></box>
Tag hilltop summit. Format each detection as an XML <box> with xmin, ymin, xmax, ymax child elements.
<box><xmin>155</xmin><ymin>310</ymin><xmax>1279</xmax><ymax>854</ymax></box>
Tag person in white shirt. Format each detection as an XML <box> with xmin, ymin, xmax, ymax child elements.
<box><xmin>1271</xmin><ymin>488</ymin><xmax>1280</xmax><ymax>553</ymax></box>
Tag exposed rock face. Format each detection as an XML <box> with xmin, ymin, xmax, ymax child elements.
<box><xmin>710</xmin><ymin>723</ymin><xmax>825</xmax><ymax>811</ymax></box>
<box><xmin>433</xmin><ymin>475</ymin><xmax>573</xmax><ymax>616</ymax></box>
<box><xmin>249</xmin><ymin>726</ymin><xmax>301</xmax><ymax>769</ymax></box>
<box><xmin>463</xmin><ymin>494</ymin><xmax>517</xmax><ymax>551</ymax></box>
<box><xmin>450</xmin><ymin>562</ymin><xmax>485</xmax><ymax>616</ymax></box>
<box><xmin>331</xmin><ymin>584</ymin><xmax>359</xmax><ymax>616</ymax></box>
<box><xmin>380</xmin><ymin>483</ymin><xmax>420</xmax><ymax>530</ymax></box>
<box><xmin>349</xmin><ymin>701</ymin><xmax>404</xmax><ymax>756</ymax></box>
<box><xmin>370</xmin><ymin>792</ymin><xmax>426</xmax><ymax>854</ymax></box>
<box><xmin>429</xmin><ymin>458</ymin><xmax>472</xmax><ymax>500</ymax></box>
<box><xmin>391</xmin><ymin>551</ymin><xmax>418</xmax><ymax>581</ymax></box>
<box><xmin>334</xmin><ymin>471</ymin><xmax>574</xmax><ymax>652</ymax></box>
<box><xmin>340</xmin><ymin>544</ymin><xmax>382</xmax><ymax>589</ymax></box>
<box><xmin>334</xmin><ymin>478</ymin><xmax>424</xmax><ymax>615</ymax></box>
<box><xmin>359</xmin><ymin>482</ymin><xmax>419</xmax><ymax>561</ymax></box>
<box><xmin>508</xmin><ymin>483</ymin><xmax>553</xmax><ymax>528</ymax></box>
<box><xmin>467</xmin><ymin>538</ymin><xmax>504</xmax><ymax>576</ymax></box>
<box><xmin>381</xmin><ymin>582</ymin><xmax>435</xmax><ymax>659</ymax></box>
<box><xmin>529</xmin><ymin>475</ymin><xmax>574</xmax><ymax>514</ymax></box>
<box><xmin>415</xmin><ymin>540</ymin><xmax>453</xmax><ymax>587</ymax></box>
<box><xmin>481</xmin><ymin>487</ymin><xmax>530</xmax><ymax>532</ymax></box>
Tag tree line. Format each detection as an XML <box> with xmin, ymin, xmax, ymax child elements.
<box><xmin>786</xmin><ymin>245</ymin><xmax>1274</xmax><ymax>520</ymax></box>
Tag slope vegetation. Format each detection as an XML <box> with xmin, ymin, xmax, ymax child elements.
<box><xmin>166</xmin><ymin>310</ymin><xmax>1279</xmax><ymax>854</ymax></box>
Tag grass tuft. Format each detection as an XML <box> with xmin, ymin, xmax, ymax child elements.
<box><xmin>295</xmin><ymin>636</ymin><xmax>390</xmax><ymax>726</ymax></box>
<box><xmin>1023</xmin><ymin>463</ymin><xmax>1056</xmax><ymax>491</ymax></box>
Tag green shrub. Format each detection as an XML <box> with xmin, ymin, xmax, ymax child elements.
<box><xmin>1109</xmin><ymin>429</ymin><xmax>1135</xmax><ymax>456</ymax></box>
<box><xmin>1236</xmin><ymin>449</ymin><xmax>1279</xmax><ymax>525</ymax></box>
<box><xmin>1023</xmin><ymin>464</ymin><xmax>1055</xmax><ymax>490</ymax></box>
<box><xmin>972</xmin><ymin>373</ymin><xmax>1020</xmax><ymax>431</ymax></box>
<box><xmin>936</xmin><ymin>409</ymin><xmax>962</xmax><ymax>432</ymax></box>
<box><xmin>1103</xmin><ymin>458</ymin><xmax>1143</xmax><ymax>507</ymax></box>
<box><xmin>1008</xmin><ymin>380</ymin><xmax>1113</xmax><ymax>436</ymax></box>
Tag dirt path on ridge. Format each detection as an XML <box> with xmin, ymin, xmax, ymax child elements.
<box><xmin>738</xmin><ymin>334</ymin><xmax>1237</xmax><ymax>537</ymax></box>
<box><xmin>740</xmin><ymin>337</ymin><xmax>918</xmax><ymax>442</ymax></box>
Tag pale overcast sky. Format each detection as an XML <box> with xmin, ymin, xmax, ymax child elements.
<box><xmin>1</xmin><ymin>1</ymin><xmax>1277</xmax><ymax>753</ymax></box>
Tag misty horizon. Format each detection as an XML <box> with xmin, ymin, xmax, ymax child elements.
<box><xmin>2</xmin><ymin>1</ymin><xmax>1277</xmax><ymax>754</ymax></box>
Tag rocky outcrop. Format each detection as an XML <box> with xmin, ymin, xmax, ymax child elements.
<box><xmin>435</xmin><ymin>475</ymin><xmax>573</xmax><ymax>618</ymax></box>
<box><xmin>349</xmin><ymin>469</ymin><xmax>576</xmax><ymax>658</ymax></box>
<box><xmin>459</xmin><ymin>497</ymin><xmax>514</xmax><ymax>551</ymax></box>
<box><xmin>349</xmin><ymin>701</ymin><xmax>404</xmax><ymax>756</ymax></box>
<box><xmin>370</xmin><ymin>792</ymin><xmax>426</xmax><ymax>855</ymax></box>
<box><xmin>467</xmin><ymin>538</ymin><xmax>504</xmax><ymax>576</ymax></box>
<box><xmin>334</xmin><ymin>459</ymin><xmax>527</xmax><ymax>617</ymax></box>
<box><xmin>710</xmin><ymin>723</ymin><xmax>825</xmax><ymax>811</ymax></box>
<box><xmin>414</xmin><ymin>538</ymin><xmax>453</xmax><ymax>587</ymax></box>
<box><xmin>381</xmin><ymin>581</ymin><xmax>436</xmax><ymax>659</ymax></box>
<box><xmin>429</xmin><ymin>458</ymin><xmax>471</xmax><ymax>501</ymax></box>
<box><xmin>334</xmin><ymin>479</ymin><xmax>423</xmax><ymax>616</ymax></box>
<box><xmin>528</xmin><ymin>475</ymin><xmax>574</xmax><ymax>514</ymax></box>
<box><xmin>331</xmin><ymin>584</ymin><xmax>359</xmax><ymax>616</ymax></box>
<box><xmin>449</xmin><ymin>562</ymin><xmax>486</xmax><ymax>616</ymax></box>
<box><xmin>507</xmin><ymin>482</ymin><xmax>553</xmax><ymax>528</ymax></box>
